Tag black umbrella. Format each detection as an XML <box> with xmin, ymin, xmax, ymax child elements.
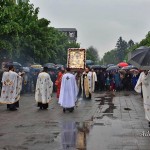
<box><xmin>121</xmin><ymin>65</ymin><xmax>137</xmax><ymax>70</ymax></box>
<box><xmin>107</xmin><ymin>64</ymin><xmax>115</xmax><ymax>68</ymax></box>
<box><xmin>100</xmin><ymin>65</ymin><xmax>107</xmax><ymax>69</ymax></box>
<box><xmin>6</xmin><ymin>62</ymin><xmax>22</xmax><ymax>68</ymax></box>
<box><xmin>91</xmin><ymin>65</ymin><xmax>102</xmax><ymax>69</ymax></box>
<box><xmin>106</xmin><ymin>65</ymin><xmax>120</xmax><ymax>71</ymax></box>
<box><xmin>86</xmin><ymin>60</ymin><xmax>94</xmax><ymax>65</ymax></box>
<box><xmin>128</xmin><ymin>46</ymin><xmax>150</xmax><ymax>70</ymax></box>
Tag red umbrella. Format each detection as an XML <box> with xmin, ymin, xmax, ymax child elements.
<box><xmin>117</xmin><ymin>62</ymin><xmax>128</xmax><ymax>67</ymax></box>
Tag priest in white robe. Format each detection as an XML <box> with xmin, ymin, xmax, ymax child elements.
<box><xmin>0</xmin><ymin>65</ymin><xmax>22</xmax><ymax>111</ymax></box>
<box><xmin>61</xmin><ymin>121</ymin><xmax>77</xmax><ymax>149</ymax></box>
<box><xmin>81</xmin><ymin>67</ymin><xmax>93</xmax><ymax>99</ymax></box>
<box><xmin>35</xmin><ymin>67</ymin><xmax>53</xmax><ymax>110</ymax></box>
<box><xmin>135</xmin><ymin>70</ymin><xmax>150</xmax><ymax>126</ymax></box>
<box><xmin>91</xmin><ymin>68</ymin><xmax>97</xmax><ymax>92</ymax></box>
<box><xmin>58</xmin><ymin>68</ymin><xmax>78</xmax><ymax>113</ymax></box>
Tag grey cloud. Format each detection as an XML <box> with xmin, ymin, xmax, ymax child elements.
<box><xmin>30</xmin><ymin>0</ymin><xmax>150</xmax><ymax>56</ymax></box>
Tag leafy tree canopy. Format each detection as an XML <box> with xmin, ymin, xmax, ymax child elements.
<box><xmin>86</xmin><ymin>46</ymin><xmax>100</xmax><ymax>63</ymax></box>
<box><xmin>0</xmin><ymin>0</ymin><xmax>80</xmax><ymax>65</ymax></box>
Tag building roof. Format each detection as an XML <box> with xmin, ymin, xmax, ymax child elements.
<box><xmin>56</xmin><ymin>28</ymin><xmax>77</xmax><ymax>32</ymax></box>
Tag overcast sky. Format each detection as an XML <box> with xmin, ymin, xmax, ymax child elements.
<box><xmin>30</xmin><ymin>0</ymin><xmax>150</xmax><ymax>58</ymax></box>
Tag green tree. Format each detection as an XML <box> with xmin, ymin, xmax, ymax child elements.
<box><xmin>86</xmin><ymin>46</ymin><xmax>100</xmax><ymax>63</ymax></box>
<box><xmin>0</xmin><ymin>0</ymin><xmax>22</xmax><ymax>60</ymax></box>
<box><xmin>128</xmin><ymin>39</ymin><xmax>134</xmax><ymax>48</ymax></box>
<box><xmin>116</xmin><ymin>37</ymin><xmax>128</xmax><ymax>62</ymax></box>
<box><xmin>100</xmin><ymin>49</ymin><xmax>118</xmax><ymax>65</ymax></box>
<box><xmin>0</xmin><ymin>0</ymin><xmax>80</xmax><ymax>65</ymax></box>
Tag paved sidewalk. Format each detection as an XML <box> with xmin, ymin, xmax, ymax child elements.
<box><xmin>87</xmin><ymin>91</ymin><xmax>150</xmax><ymax>150</ymax></box>
<box><xmin>0</xmin><ymin>91</ymin><xmax>150</xmax><ymax>150</ymax></box>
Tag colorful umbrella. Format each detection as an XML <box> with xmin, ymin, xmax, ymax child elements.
<box><xmin>117</xmin><ymin>62</ymin><xmax>128</xmax><ymax>67</ymax></box>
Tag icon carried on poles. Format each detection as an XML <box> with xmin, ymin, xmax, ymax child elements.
<box><xmin>67</xmin><ymin>48</ymin><xmax>86</xmax><ymax>69</ymax></box>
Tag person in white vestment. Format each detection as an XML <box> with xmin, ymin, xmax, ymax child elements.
<box><xmin>61</xmin><ymin>121</ymin><xmax>77</xmax><ymax>149</ymax></box>
<box><xmin>135</xmin><ymin>70</ymin><xmax>150</xmax><ymax>127</ymax></box>
<box><xmin>58</xmin><ymin>68</ymin><xmax>78</xmax><ymax>113</ymax></box>
<box><xmin>81</xmin><ymin>66</ymin><xmax>93</xmax><ymax>99</ymax></box>
<box><xmin>35</xmin><ymin>67</ymin><xmax>53</xmax><ymax>110</ymax></box>
<box><xmin>0</xmin><ymin>65</ymin><xmax>22</xmax><ymax>111</ymax></box>
<box><xmin>91</xmin><ymin>68</ymin><xmax>97</xmax><ymax>92</ymax></box>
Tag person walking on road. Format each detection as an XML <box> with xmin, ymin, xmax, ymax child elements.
<box><xmin>35</xmin><ymin>67</ymin><xmax>53</xmax><ymax>110</ymax></box>
<box><xmin>0</xmin><ymin>65</ymin><xmax>22</xmax><ymax>111</ymax></box>
<box><xmin>81</xmin><ymin>66</ymin><xmax>93</xmax><ymax>99</ymax></box>
<box><xmin>55</xmin><ymin>67</ymin><xmax>65</xmax><ymax>98</ymax></box>
<box><xmin>58</xmin><ymin>68</ymin><xmax>78</xmax><ymax>113</ymax></box>
<box><xmin>91</xmin><ymin>68</ymin><xmax>97</xmax><ymax>92</ymax></box>
<box><xmin>135</xmin><ymin>70</ymin><xmax>150</xmax><ymax>127</ymax></box>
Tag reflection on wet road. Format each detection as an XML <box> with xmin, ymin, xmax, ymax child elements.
<box><xmin>60</xmin><ymin>92</ymin><xmax>150</xmax><ymax>150</ymax></box>
<box><xmin>0</xmin><ymin>92</ymin><xmax>150</xmax><ymax>150</ymax></box>
<box><xmin>59</xmin><ymin>93</ymin><xmax>118</xmax><ymax>150</ymax></box>
<box><xmin>60</xmin><ymin>121</ymin><xmax>92</xmax><ymax>150</ymax></box>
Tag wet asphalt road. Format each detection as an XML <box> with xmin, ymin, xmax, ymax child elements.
<box><xmin>0</xmin><ymin>91</ymin><xmax>150</xmax><ymax>150</ymax></box>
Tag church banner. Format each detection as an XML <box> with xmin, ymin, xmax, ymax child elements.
<box><xmin>67</xmin><ymin>48</ymin><xmax>86</xmax><ymax>69</ymax></box>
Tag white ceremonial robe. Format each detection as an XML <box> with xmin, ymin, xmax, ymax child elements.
<box><xmin>135</xmin><ymin>72</ymin><xmax>150</xmax><ymax>121</ymax></box>
<box><xmin>81</xmin><ymin>71</ymin><xmax>93</xmax><ymax>98</ymax></box>
<box><xmin>0</xmin><ymin>70</ymin><xmax>22</xmax><ymax>104</ymax></box>
<box><xmin>59</xmin><ymin>73</ymin><xmax>78</xmax><ymax>108</ymax></box>
<box><xmin>87</xmin><ymin>71</ymin><xmax>93</xmax><ymax>93</ymax></box>
<box><xmin>92</xmin><ymin>71</ymin><xmax>97</xmax><ymax>92</ymax></box>
<box><xmin>61</xmin><ymin>121</ymin><xmax>77</xmax><ymax>149</ymax></box>
<box><xmin>35</xmin><ymin>72</ymin><xmax>53</xmax><ymax>104</ymax></box>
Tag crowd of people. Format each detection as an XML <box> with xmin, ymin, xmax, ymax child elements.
<box><xmin>0</xmin><ymin>64</ymin><xmax>150</xmax><ymax>127</ymax></box>
<box><xmin>94</xmin><ymin>69</ymin><xmax>139</xmax><ymax>92</ymax></box>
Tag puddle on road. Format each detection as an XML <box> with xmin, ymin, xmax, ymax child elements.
<box><xmin>2</xmin><ymin>118</ymin><xmax>122</xmax><ymax>150</ymax></box>
<box><xmin>57</xmin><ymin>95</ymin><xmax>118</xmax><ymax>149</ymax></box>
<box><xmin>15</xmin><ymin>124</ymin><xmax>35</xmax><ymax>128</ymax></box>
<box><xmin>2</xmin><ymin>93</ymin><xmax>122</xmax><ymax>150</ymax></box>
<box><xmin>0</xmin><ymin>133</ymin><xmax>5</xmax><ymax>137</ymax></box>
<box><xmin>3</xmin><ymin>145</ymin><xmax>28</xmax><ymax>150</ymax></box>
<box><xmin>93</xmin><ymin>123</ymin><xmax>105</xmax><ymax>126</ymax></box>
<box><xmin>95</xmin><ymin>95</ymin><xmax>117</xmax><ymax>114</ymax></box>
<box><xmin>124</xmin><ymin>108</ymin><xmax>132</xmax><ymax>111</ymax></box>
<box><xmin>94</xmin><ymin>114</ymin><xmax>117</xmax><ymax>120</ymax></box>
<box><xmin>58</xmin><ymin>121</ymin><xmax>92</xmax><ymax>150</ymax></box>
<box><xmin>58</xmin><ymin>116</ymin><xmax>122</xmax><ymax>150</ymax></box>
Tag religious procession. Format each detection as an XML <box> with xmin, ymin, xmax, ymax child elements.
<box><xmin>0</xmin><ymin>47</ymin><xmax>150</xmax><ymax>128</ymax></box>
